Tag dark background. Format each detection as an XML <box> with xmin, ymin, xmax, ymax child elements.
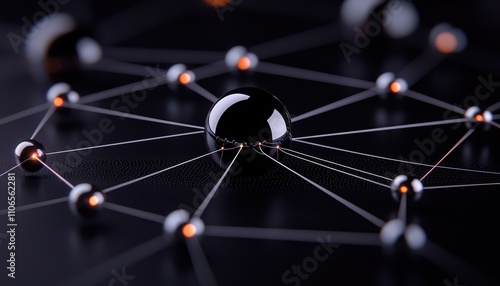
<box><xmin>1</xmin><ymin>0</ymin><xmax>500</xmax><ymax>285</ymax></box>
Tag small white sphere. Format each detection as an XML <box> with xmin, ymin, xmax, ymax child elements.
<box><xmin>429</xmin><ymin>23</ymin><xmax>467</xmax><ymax>54</ymax></box>
<box><xmin>483</xmin><ymin>110</ymin><xmax>493</xmax><ymax>123</ymax></box>
<box><xmin>163</xmin><ymin>209</ymin><xmax>190</xmax><ymax>234</ymax></box>
<box><xmin>245</xmin><ymin>52</ymin><xmax>259</xmax><ymax>70</ymax></box>
<box><xmin>464</xmin><ymin>106</ymin><xmax>481</xmax><ymax>120</ymax></box>
<box><xmin>404</xmin><ymin>224</ymin><xmax>427</xmax><ymax>250</ymax></box>
<box><xmin>46</xmin><ymin>83</ymin><xmax>80</xmax><ymax>103</ymax></box>
<box><xmin>384</xmin><ymin>1</ymin><xmax>419</xmax><ymax>38</ymax></box>
<box><xmin>69</xmin><ymin>183</ymin><xmax>105</xmax><ymax>219</ymax></box>
<box><xmin>340</xmin><ymin>0</ymin><xmax>383</xmax><ymax>27</ymax></box>
<box><xmin>166</xmin><ymin>64</ymin><xmax>187</xmax><ymax>83</ymax></box>
<box><xmin>376</xmin><ymin>72</ymin><xmax>395</xmax><ymax>91</ymax></box>
<box><xmin>381</xmin><ymin>219</ymin><xmax>427</xmax><ymax>250</ymax></box>
<box><xmin>76</xmin><ymin>37</ymin><xmax>103</xmax><ymax>65</ymax></box>
<box><xmin>380</xmin><ymin>218</ymin><xmax>405</xmax><ymax>246</ymax></box>
<box><xmin>188</xmin><ymin>217</ymin><xmax>205</xmax><ymax>236</ymax></box>
<box><xmin>391</xmin><ymin>174</ymin><xmax>424</xmax><ymax>201</ymax></box>
<box><xmin>464</xmin><ymin>106</ymin><xmax>493</xmax><ymax>129</ymax></box>
<box><xmin>225</xmin><ymin>45</ymin><xmax>247</xmax><ymax>69</ymax></box>
<box><xmin>392</xmin><ymin>78</ymin><xmax>408</xmax><ymax>93</ymax></box>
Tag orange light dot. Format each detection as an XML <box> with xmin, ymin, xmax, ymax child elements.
<box><xmin>475</xmin><ymin>114</ymin><xmax>484</xmax><ymax>122</ymax></box>
<box><xmin>239</xmin><ymin>144</ymin><xmax>244</xmax><ymax>148</ymax></box>
<box><xmin>53</xmin><ymin>97</ymin><xmax>64</xmax><ymax>107</ymax></box>
<box><xmin>31</xmin><ymin>153</ymin><xmax>38</xmax><ymax>159</ymax></box>
<box><xmin>389</xmin><ymin>81</ymin><xmax>401</xmax><ymax>93</ymax></box>
<box><xmin>276</xmin><ymin>145</ymin><xmax>280</xmax><ymax>149</ymax></box>
<box><xmin>400</xmin><ymin>186</ymin><xmax>408</xmax><ymax>193</ymax></box>
<box><xmin>178</xmin><ymin>72</ymin><xmax>192</xmax><ymax>85</ymax></box>
<box><xmin>258</xmin><ymin>142</ymin><xmax>262</xmax><ymax>146</ymax></box>
<box><xmin>182</xmin><ymin>223</ymin><xmax>197</xmax><ymax>238</ymax></box>
<box><xmin>203</xmin><ymin>0</ymin><xmax>231</xmax><ymax>8</ymax></box>
<box><xmin>237</xmin><ymin>56</ymin><xmax>252</xmax><ymax>71</ymax></box>
<box><xmin>435</xmin><ymin>32</ymin><xmax>458</xmax><ymax>54</ymax></box>
<box><xmin>221</xmin><ymin>146</ymin><xmax>225</xmax><ymax>150</ymax></box>
<box><xmin>88</xmin><ymin>195</ymin><xmax>99</xmax><ymax>207</ymax></box>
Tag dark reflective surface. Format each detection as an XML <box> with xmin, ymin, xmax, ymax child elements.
<box><xmin>1</xmin><ymin>1</ymin><xmax>500</xmax><ymax>285</ymax></box>
<box><xmin>204</xmin><ymin>87</ymin><xmax>292</xmax><ymax>175</ymax></box>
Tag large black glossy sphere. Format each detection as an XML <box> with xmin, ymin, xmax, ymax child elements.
<box><xmin>14</xmin><ymin>140</ymin><xmax>47</xmax><ymax>172</ymax></box>
<box><xmin>44</xmin><ymin>30</ymin><xmax>93</xmax><ymax>75</ymax></box>
<box><xmin>69</xmin><ymin>183</ymin><xmax>105</xmax><ymax>219</ymax></box>
<box><xmin>204</xmin><ymin>87</ymin><xmax>292</xmax><ymax>175</ymax></box>
<box><xmin>25</xmin><ymin>14</ymin><xmax>101</xmax><ymax>78</ymax></box>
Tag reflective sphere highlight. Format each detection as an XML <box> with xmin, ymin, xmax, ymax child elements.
<box><xmin>69</xmin><ymin>183</ymin><xmax>105</xmax><ymax>219</ymax></box>
<box><xmin>15</xmin><ymin>140</ymin><xmax>47</xmax><ymax>172</ymax></box>
<box><xmin>204</xmin><ymin>87</ymin><xmax>292</xmax><ymax>175</ymax></box>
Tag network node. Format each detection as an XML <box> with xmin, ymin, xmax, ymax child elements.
<box><xmin>225</xmin><ymin>46</ymin><xmax>259</xmax><ymax>71</ymax></box>
<box><xmin>204</xmin><ymin>87</ymin><xmax>292</xmax><ymax>175</ymax></box>
<box><xmin>376</xmin><ymin>72</ymin><xmax>395</xmax><ymax>91</ymax></box>
<box><xmin>164</xmin><ymin>209</ymin><xmax>190</xmax><ymax>235</ymax></box>
<box><xmin>380</xmin><ymin>219</ymin><xmax>427</xmax><ymax>250</ymax></box>
<box><xmin>464</xmin><ymin>106</ymin><xmax>493</xmax><ymax>129</ymax></box>
<box><xmin>382</xmin><ymin>1</ymin><xmax>419</xmax><ymax>39</ymax></box>
<box><xmin>237</xmin><ymin>53</ymin><xmax>259</xmax><ymax>71</ymax></box>
<box><xmin>69</xmin><ymin>183</ymin><xmax>105</xmax><ymax>219</ymax></box>
<box><xmin>391</xmin><ymin>175</ymin><xmax>424</xmax><ymax>201</ymax></box>
<box><xmin>429</xmin><ymin>23</ymin><xmax>467</xmax><ymax>54</ymax></box>
<box><xmin>46</xmin><ymin>83</ymin><xmax>80</xmax><ymax>108</ymax></box>
<box><xmin>166</xmin><ymin>64</ymin><xmax>186</xmax><ymax>83</ymax></box>
<box><xmin>404</xmin><ymin>224</ymin><xmax>427</xmax><ymax>250</ymax></box>
<box><xmin>340</xmin><ymin>0</ymin><xmax>381</xmax><ymax>27</ymax></box>
<box><xmin>389</xmin><ymin>78</ymin><xmax>408</xmax><ymax>94</ymax></box>
<box><xmin>163</xmin><ymin>209</ymin><xmax>205</xmax><ymax>242</ymax></box>
<box><xmin>183</xmin><ymin>217</ymin><xmax>205</xmax><ymax>238</ymax></box>
<box><xmin>15</xmin><ymin>140</ymin><xmax>47</xmax><ymax>172</ymax></box>
<box><xmin>380</xmin><ymin>218</ymin><xmax>405</xmax><ymax>246</ymax></box>
<box><xmin>181</xmin><ymin>223</ymin><xmax>197</xmax><ymax>238</ymax></box>
<box><xmin>25</xmin><ymin>13</ymin><xmax>102</xmax><ymax>77</ymax></box>
<box><xmin>376</xmin><ymin>73</ymin><xmax>408</xmax><ymax>97</ymax></box>
<box><xmin>166</xmin><ymin>64</ymin><xmax>195</xmax><ymax>85</ymax></box>
<box><xmin>179</xmin><ymin>71</ymin><xmax>195</xmax><ymax>85</ymax></box>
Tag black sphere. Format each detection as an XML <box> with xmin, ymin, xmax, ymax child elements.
<box><xmin>44</xmin><ymin>30</ymin><xmax>90</xmax><ymax>75</ymax></box>
<box><xmin>25</xmin><ymin>14</ymin><xmax>101</xmax><ymax>78</ymax></box>
<box><xmin>204</xmin><ymin>87</ymin><xmax>292</xmax><ymax>175</ymax></box>
<box><xmin>69</xmin><ymin>183</ymin><xmax>105</xmax><ymax>219</ymax></box>
<box><xmin>14</xmin><ymin>140</ymin><xmax>47</xmax><ymax>172</ymax></box>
